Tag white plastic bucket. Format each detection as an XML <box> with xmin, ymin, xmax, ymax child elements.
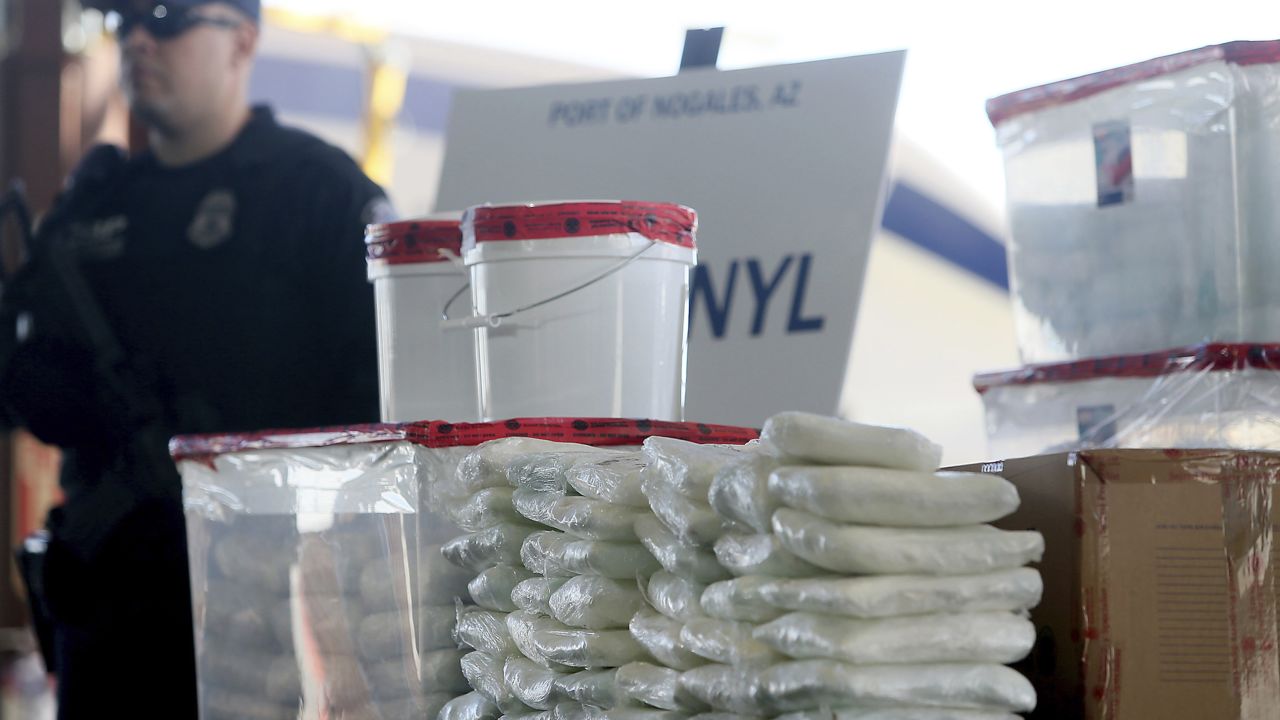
<box><xmin>366</xmin><ymin>217</ymin><xmax>479</xmax><ymax>422</ymax></box>
<box><xmin>459</xmin><ymin>201</ymin><xmax>698</xmax><ymax>421</ymax></box>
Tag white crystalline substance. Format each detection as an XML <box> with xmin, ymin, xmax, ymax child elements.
<box><xmin>513</xmin><ymin>576</ymin><xmax>570</xmax><ymax>617</ymax></box>
<box><xmin>550</xmin><ymin>574</ymin><xmax>649</xmax><ymax>630</ymax></box>
<box><xmin>754</xmin><ymin>661</ymin><xmax>1036</xmax><ymax>714</ymax></box>
<box><xmin>774</xmin><ymin>709</ymin><xmax>1020</xmax><ymax>720</ymax></box>
<box><xmin>448</xmin><ymin>487</ymin><xmax>523</xmax><ymax>532</ymax></box>
<box><xmin>641</xmin><ymin>437</ymin><xmax>754</xmax><ymax>499</ymax></box>
<box><xmin>523</xmin><ymin>531</ymin><xmax>661</xmax><ymax>579</ymax></box>
<box><xmin>756</xmin><ymin>568</ymin><xmax>1043</xmax><ymax>618</ymax></box>
<box><xmin>629</xmin><ymin>610</ymin><xmax>707</xmax><ymax>671</ymax></box>
<box><xmin>463</xmin><ymin>650</ymin><xmax>536</xmax><ymax>714</ymax></box>
<box><xmin>679</xmin><ymin>618</ymin><xmax>781</xmax><ymax>668</ymax></box>
<box><xmin>470</xmin><ymin>565</ymin><xmax>537</xmax><ymax>612</ymax></box>
<box><xmin>771</xmin><ymin>509</ymin><xmax>1044</xmax><ymax>576</ymax></box>
<box><xmin>506</xmin><ymin>655</ymin><xmax>572</xmax><ymax>711</ymax></box>
<box><xmin>635</xmin><ymin>516</ymin><xmax>731</xmax><ymax>584</ymax></box>
<box><xmin>677</xmin><ymin>665</ymin><xmax>761</xmax><ymax>715</ymax></box>
<box><xmin>444</xmin><ymin>523</ymin><xmax>540</xmax><ymax>572</ymax></box>
<box><xmin>712</xmin><ymin>534</ymin><xmax>822</xmax><ymax>579</ymax></box>
<box><xmin>555</xmin><ymin>669</ymin><xmax>622</xmax><ymax>709</ymax></box>
<box><xmin>753</xmin><ymin>611</ymin><xmax>1036</xmax><ymax>665</ymax></box>
<box><xmin>766</xmin><ymin>467</ymin><xmax>1020</xmax><ymax>527</ymax></box>
<box><xmin>700</xmin><ymin>577</ymin><xmax>782</xmax><ymax>623</ymax></box>
<box><xmin>530</xmin><ymin>616</ymin><xmax>652</xmax><ymax>668</ymax></box>
<box><xmin>616</xmin><ymin>662</ymin><xmax>710</xmax><ymax>712</ymax></box>
<box><xmin>567</xmin><ymin>454</ymin><xmax>651</xmax><ymax>508</ymax></box>
<box><xmin>645</xmin><ymin>572</ymin><xmax>709</xmax><ymax>622</ymax></box>
<box><xmin>507</xmin><ymin>611</ymin><xmax>577</xmax><ymax>672</ymax></box>
<box><xmin>707</xmin><ymin>455</ymin><xmax>786</xmax><ymax>533</ymax></box>
<box><xmin>643</xmin><ymin>471</ymin><xmax>738</xmax><ymax>547</ymax></box>
<box><xmin>440</xmin><ymin>692</ymin><xmax>503</xmax><ymax>720</ymax></box>
<box><xmin>759</xmin><ymin>412</ymin><xmax>942</xmax><ymax>471</ymax></box>
<box><xmin>457</xmin><ymin>607</ymin><xmax>519</xmax><ymax>656</ymax></box>
<box><xmin>515</xmin><ymin>490</ymin><xmax>643</xmax><ymax>542</ymax></box>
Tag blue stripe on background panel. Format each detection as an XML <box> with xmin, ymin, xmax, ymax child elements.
<box><xmin>881</xmin><ymin>181</ymin><xmax>1010</xmax><ymax>290</ymax></box>
<box><xmin>249</xmin><ymin>55</ymin><xmax>455</xmax><ymax>133</ymax></box>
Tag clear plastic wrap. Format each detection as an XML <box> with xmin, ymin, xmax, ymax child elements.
<box><xmin>455</xmin><ymin>438</ymin><xmax>595</xmax><ymax>496</ymax></box>
<box><xmin>445</xmin><ymin>523</ymin><xmax>542</xmax><ymax>572</ymax></box>
<box><xmin>642</xmin><ymin>473</ymin><xmax>737</xmax><ymax>546</ymax></box>
<box><xmin>635</xmin><ymin>516</ymin><xmax>731</xmax><ymax>584</ymax></box>
<box><xmin>508</xmin><ymin>611</ymin><xmax>578</xmax><ymax>672</ymax></box>
<box><xmin>471</xmin><ymin>565</ymin><xmax>538</xmax><ymax>612</ymax></box>
<box><xmin>771</xmin><ymin>509</ymin><xmax>1044</xmax><ymax>576</ymax></box>
<box><xmin>641</xmin><ymin>437</ymin><xmax>754</xmax><ymax>499</ymax></box>
<box><xmin>688</xmin><ymin>715</ymin><xmax>762</xmax><ymax>720</ymax></box>
<box><xmin>975</xmin><ymin>343</ymin><xmax>1280</xmax><ymax>457</ymax></box>
<box><xmin>513</xmin><ymin>576</ymin><xmax>570</xmax><ymax>616</ymax></box>
<box><xmin>642</xmin><ymin>572</ymin><xmax>705</xmax><ymax>622</ymax></box>
<box><xmin>515</xmin><ymin>490</ymin><xmax>644</xmax><ymax>542</ymax></box>
<box><xmin>523</xmin><ymin>530</ymin><xmax>662</xmax><ymax>579</ymax></box>
<box><xmin>754</xmin><ymin>661</ymin><xmax>1036</xmax><ymax>714</ymax></box>
<box><xmin>774</xmin><ymin>709</ymin><xmax>1020</xmax><ymax>720</ymax></box>
<box><xmin>616</xmin><ymin>662</ymin><xmax>711</xmax><ymax>712</ymax></box>
<box><xmin>629</xmin><ymin>610</ymin><xmax>708</xmax><ymax>671</ymax></box>
<box><xmin>176</xmin><ymin>421</ymin><xmax>759</xmax><ymax>720</ymax></box>
<box><xmin>504</xmin><ymin>713</ymin><xmax>554</xmax><ymax>720</ymax></box>
<box><xmin>567</xmin><ymin>454</ymin><xmax>651</xmax><ymax>508</ymax></box>
<box><xmin>699</xmin><ymin>577</ymin><xmax>782</xmax><ymax>623</ymax></box>
<box><xmin>555</xmin><ymin>669</ymin><xmax>622</xmax><ymax>709</ymax></box>
<box><xmin>441</xmin><ymin>691</ymin><xmax>504</xmax><ymax>720</ymax></box>
<box><xmin>458</xmin><ymin>607</ymin><xmax>519</xmax><ymax>656</ymax></box>
<box><xmin>358</xmin><ymin>548</ymin><xmax>474</xmax><ymax>609</ymax></box>
<box><xmin>711</xmin><ymin>534</ymin><xmax>823</xmax><ymax>579</ymax></box>
<box><xmin>754</xmin><ymin>567</ymin><xmax>1043</xmax><ymax>618</ymax></box>
<box><xmin>553</xmin><ymin>702</ymin><xmax>596</xmax><ymax>720</ymax></box>
<box><xmin>679</xmin><ymin>618</ymin><xmax>781</xmax><ymax>667</ymax></box>
<box><xmin>707</xmin><ymin>455</ymin><xmax>786</xmax><ymax>534</ymax></box>
<box><xmin>582</xmin><ymin>707</ymin><xmax>692</xmax><ymax>720</ymax></box>
<box><xmin>506</xmin><ymin>655</ymin><xmax>572</xmax><ymax>710</ymax></box>
<box><xmin>766</xmin><ymin>467</ymin><xmax>1020</xmax><ymax>527</ymax></box>
<box><xmin>507</xmin><ymin>447</ymin><xmax>626</xmax><ymax>492</ymax></box>
<box><xmin>530</xmin><ymin>616</ymin><xmax>653</xmax><ymax>668</ymax></box>
<box><xmin>759</xmin><ymin>412</ymin><xmax>942</xmax><ymax>471</ymax></box>
<box><xmin>463</xmin><ymin>650</ymin><xmax>537</xmax><ymax>714</ymax></box>
<box><xmin>448</xmin><ymin>486</ymin><xmax>523</xmax><ymax>532</ymax></box>
<box><xmin>358</xmin><ymin>604</ymin><xmax>457</xmax><ymax>658</ymax></box>
<box><xmin>987</xmin><ymin>47</ymin><xmax>1280</xmax><ymax>363</ymax></box>
<box><xmin>550</xmin><ymin>574</ymin><xmax>649</xmax><ymax>629</ymax></box>
<box><xmin>677</xmin><ymin>665</ymin><xmax>761</xmax><ymax>715</ymax></box>
<box><xmin>753</xmin><ymin>611</ymin><xmax>1035</xmax><ymax>665</ymax></box>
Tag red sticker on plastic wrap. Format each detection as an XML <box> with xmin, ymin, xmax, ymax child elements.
<box><xmin>169</xmin><ymin>417</ymin><xmax>758</xmax><ymax>462</ymax></box>
<box><xmin>365</xmin><ymin>219</ymin><xmax>462</xmax><ymax>264</ymax></box>
<box><xmin>465</xmin><ymin>202</ymin><xmax>697</xmax><ymax>249</ymax></box>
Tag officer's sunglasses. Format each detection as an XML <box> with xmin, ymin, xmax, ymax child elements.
<box><xmin>109</xmin><ymin>4</ymin><xmax>242</xmax><ymax>41</ymax></box>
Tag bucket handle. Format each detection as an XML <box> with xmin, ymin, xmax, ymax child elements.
<box><xmin>441</xmin><ymin>239</ymin><xmax>658</xmax><ymax>331</ymax></box>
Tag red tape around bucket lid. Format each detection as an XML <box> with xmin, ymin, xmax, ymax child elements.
<box><xmin>366</xmin><ymin>219</ymin><xmax>462</xmax><ymax>264</ymax></box>
<box><xmin>465</xmin><ymin>201</ymin><xmax>697</xmax><ymax>249</ymax></box>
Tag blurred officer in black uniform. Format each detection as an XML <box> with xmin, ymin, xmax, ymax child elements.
<box><xmin>1</xmin><ymin>0</ymin><xmax>390</xmax><ymax>716</ymax></box>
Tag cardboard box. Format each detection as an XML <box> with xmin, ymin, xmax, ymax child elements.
<box><xmin>955</xmin><ymin>450</ymin><xmax>1280</xmax><ymax>719</ymax></box>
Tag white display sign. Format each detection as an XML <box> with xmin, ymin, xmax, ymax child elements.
<box><xmin>435</xmin><ymin>52</ymin><xmax>904</xmax><ymax>427</ymax></box>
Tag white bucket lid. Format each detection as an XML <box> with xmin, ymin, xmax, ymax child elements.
<box><xmin>461</xmin><ymin>201</ymin><xmax>697</xmax><ymax>260</ymax></box>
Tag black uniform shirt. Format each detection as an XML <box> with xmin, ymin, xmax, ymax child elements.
<box><xmin>54</xmin><ymin>106</ymin><xmax>387</xmax><ymax>489</ymax></box>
